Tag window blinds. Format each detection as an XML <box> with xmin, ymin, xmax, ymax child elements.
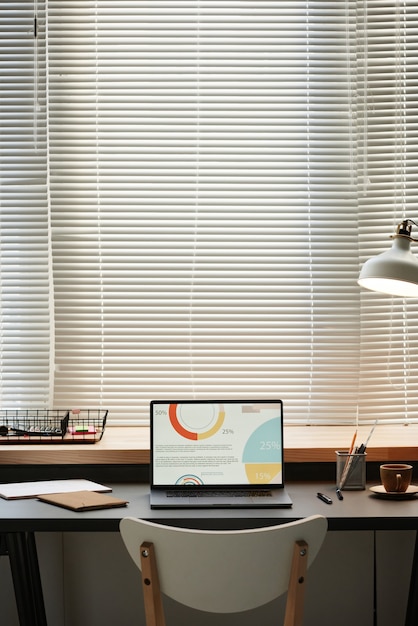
<box><xmin>358</xmin><ymin>0</ymin><xmax>418</xmax><ymax>423</ymax></box>
<box><xmin>45</xmin><ymin>0</ymin><xmax>359</xmax><ymax>424</ymax></box>
<box><xmin>0</xmin><ymin>1</ymin><xmax>52</xmax><ymax>406</ymax></box>
<box><xmin>2</xmin><ymin>0</ymin><xmax>418</xmax><ymax>425</ymax></box>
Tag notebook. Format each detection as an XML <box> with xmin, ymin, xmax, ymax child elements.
<box><xmin>38</xmin><ymin>490</ymin><xmax>129</xmax><ymax>511</ymax></box>
<box><xmin>150</xmin><ymin>399</ymin><xmax>292</xmax><ymax>508</ymax></box>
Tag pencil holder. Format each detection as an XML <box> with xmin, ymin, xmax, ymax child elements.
<box><xmin>336</xmin><ymin>451</ymin><xmax>366</xmax><ymax>490</ymax></box>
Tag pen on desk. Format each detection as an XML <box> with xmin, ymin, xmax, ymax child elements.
<box><xmin>317</xmin><ymin>492</ymin><xmax>333</xmax><ymax>504</ymax></box>
<box><xmin>336</xmin><ymin>488</ymin><xmax>343</xmax><ymax>501</ymax></box>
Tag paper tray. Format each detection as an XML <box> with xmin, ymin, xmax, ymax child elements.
<box><xmin>0</xmin><ymin>409</ymin><xmax>108</xmax><ymax>444</ymax></box>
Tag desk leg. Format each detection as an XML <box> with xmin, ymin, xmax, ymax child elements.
<box><xmin>405</xmin><ymin>531</ymin><xmax>418</xmax><ymax>626</ymax></box>
<box><xmin>26</xmin><ymin>532</ymin><xmax>47</xmax><ymax>626</ymax></box>
<box><xmin>2</xmin><ymin>532</ymin><xmax>47</xmax><ymax>626</ymax></box>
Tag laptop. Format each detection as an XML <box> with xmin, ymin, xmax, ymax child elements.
<box><xmin>150</xmin><ymin>399</ymin><xmax>292</xmax><ymax>508</ymax></box>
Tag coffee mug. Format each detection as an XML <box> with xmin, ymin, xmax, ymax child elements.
<box><xmin>380</xmin><ymin>463</ymin><xmax>413</xmax><ymax>493</ymax></box>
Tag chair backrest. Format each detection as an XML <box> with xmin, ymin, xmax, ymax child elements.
<box><xmin>120</xmin><ymin>514</ymin><xmax>327</xmax><ymax>621</ymax></box>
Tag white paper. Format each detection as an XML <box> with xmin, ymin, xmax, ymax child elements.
<box><xmin>0</xmin><ymin>479</ymin><xmax>112</xmax><ymax>499</ymax></box>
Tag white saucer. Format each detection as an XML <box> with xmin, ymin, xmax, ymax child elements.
<box><xmin>369</xmin><ymin>485</ymin><xmax>418</xmax><ymax>499</ymax></box>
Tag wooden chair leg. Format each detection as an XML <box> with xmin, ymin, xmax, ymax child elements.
<box><xmin>140</xmin><ymin>541</ymin><xmax>166</xmax><ymax>626</ymax></box>
<box><xmin>283</xmin><ymin>540</ymin><xmax>309</xmax><ymax>626</ymax></box>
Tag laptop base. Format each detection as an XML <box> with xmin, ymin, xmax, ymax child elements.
<box><xmin>150</xmin><ymin>488</ymin><xmax>292</xmax><ymax>509</ymax></box>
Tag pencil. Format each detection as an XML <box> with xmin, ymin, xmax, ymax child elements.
<box><xmin>338</xmin><ymin>429</ymin><xmax>357</xmax><ymax>490</ymax></box>
<box><xmin>348</xmin><ymin>429</ymin><xmax>357</xmax><ymax>454</ymax></box>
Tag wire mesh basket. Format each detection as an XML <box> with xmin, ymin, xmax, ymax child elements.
<box><xmin>0</xmin><ymin>409</ymin><xmax>108</xmax><ymax>444</ymax></box>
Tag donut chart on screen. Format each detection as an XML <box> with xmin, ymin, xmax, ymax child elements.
<box><xmin>242</xmin><ymin>417</ymin><xmax>282</xmax><ymax>484</ymax></box>
<box><xmin>169</xmin><ymin>403</ymin><xmax>225</xmax><ymax>440</ymax></box>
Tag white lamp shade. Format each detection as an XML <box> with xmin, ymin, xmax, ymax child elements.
<box><xmin>358</xmin><ymin>236</ymin><xmax>418</xmax><ymax>297</ymax></box>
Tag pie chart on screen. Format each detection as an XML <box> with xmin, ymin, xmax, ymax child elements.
<box><xmin>169</xmin><ymin>403</ymin><xmax>225</xmax><ymax>440</ymax></box>
<box><xmin>242</xmin><ymin>418</ymin><xmax>282</xmax><ymax>484</ymax></box>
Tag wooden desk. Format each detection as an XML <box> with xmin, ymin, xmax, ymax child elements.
<box><xmin>1</xmin><ymin>423</ymin><xmax>418</xmax><ymax>466</ymax></box>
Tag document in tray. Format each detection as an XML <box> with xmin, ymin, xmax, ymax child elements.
<box><xmin>0</xmin><ymin>479</ymin><xmax>112</xmax><ymax>500</ymax></box>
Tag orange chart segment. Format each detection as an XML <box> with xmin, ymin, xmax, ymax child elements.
<box><xmin>169</xmin><ymin>403</ymin><xmax>225</xmax><ymax>440</ymax></box>
<box><xmin>169</xmin><ymin>404</ymin><xmax>197</xmax><ymax>440</ymax></box>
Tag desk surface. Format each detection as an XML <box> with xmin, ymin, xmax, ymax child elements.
<box><xmin>1</xmin><ymin>482</ymin><xmax>418</xmax><ymax>533</ymax></box>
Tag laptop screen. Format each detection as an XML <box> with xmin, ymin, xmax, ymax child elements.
<box><xmin>151</xmin><ymin>400</ymin><xmax>284</xmax><ymax>488</ymax></box>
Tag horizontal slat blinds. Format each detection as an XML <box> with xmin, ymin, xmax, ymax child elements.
<box><xmin>47</xmin><ymin>0</ymin><xmax>360</xmax><ymax>424</ymax></box>
<box><xmin>0</xmin><ymin>2</ymin><xmax>52</xmax><ymax>406</ymax></box>
<box><xmin>358</xmin><ymin>1</ymin><xmax>418</xmax><ymax>422</ymax></box>
<box><xmin>2</xmin><ymin>1</ymin><xmax>418</xmax><ymax>426</ymax></box>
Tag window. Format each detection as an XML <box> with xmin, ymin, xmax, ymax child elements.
<box><xmin>1</xmin><ymin>0</ymin><xmax>417</xmax><ymax>426</ymax></box>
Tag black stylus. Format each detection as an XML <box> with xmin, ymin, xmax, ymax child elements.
<box><xmin>317</xmin><ymin>492</ymin><xmax>333</xmax><ymax>504</ymax></box>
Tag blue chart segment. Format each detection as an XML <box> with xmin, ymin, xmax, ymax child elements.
<box><xmin>242</xmin><ymin>418</ymin><xmax>282</xmax><ymax>484</ymax></box>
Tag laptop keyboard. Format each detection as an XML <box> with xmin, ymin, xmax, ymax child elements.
<box><xmin>167</xmin><ymin>489</ymin><xmax>273</xmax><ymax>498</ymax></box>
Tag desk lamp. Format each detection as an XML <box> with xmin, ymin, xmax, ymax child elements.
<box><xmin>358</xmin><ymin>219</ymin><xmax>418</xmax><ymax>297</ymax></box>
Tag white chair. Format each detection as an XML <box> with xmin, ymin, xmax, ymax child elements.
<box><xmin>120</xmin><ymin>515</ymin><xmax>327</xmax><ymax>626</ymax></box>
